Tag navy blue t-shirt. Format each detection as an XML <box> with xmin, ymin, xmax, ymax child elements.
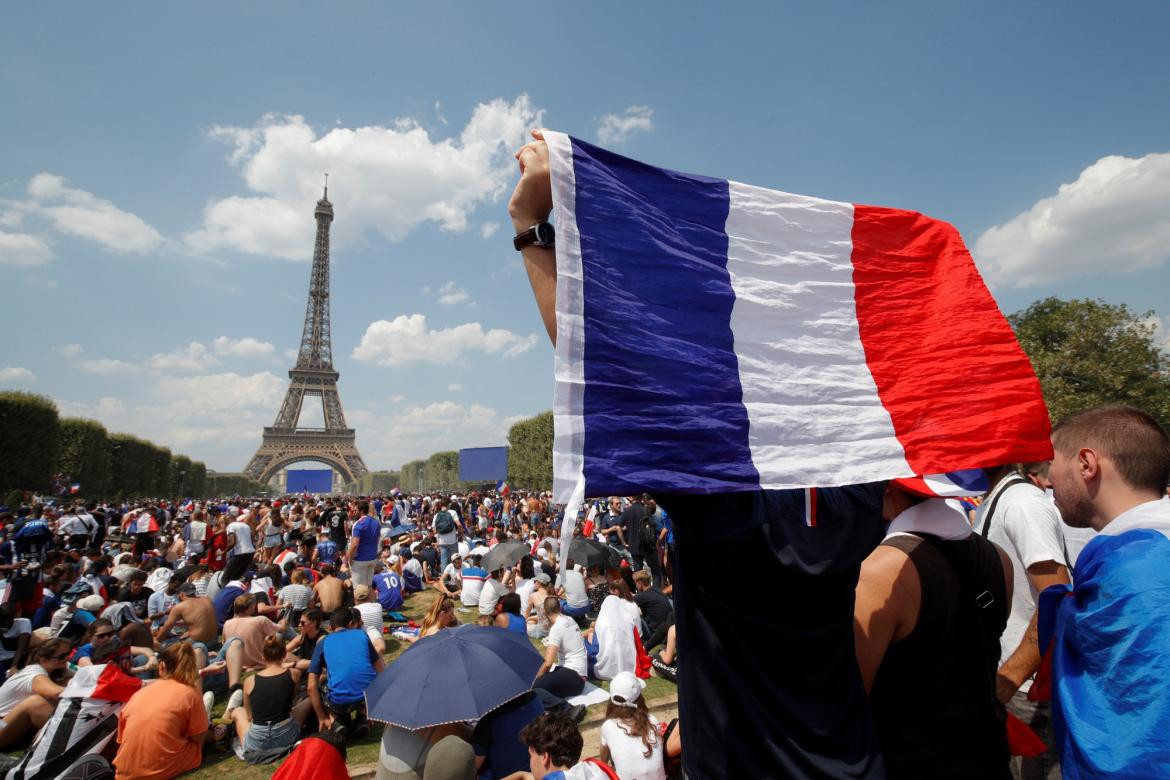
<box><xmin>471</xmin><ymin>691</ymin><xmax>543</xmax><ymax>777</ymax></box>
<box><xmin>213</xmin><ymin>585</ymin><xmax>245</xmax><ymax>629</ymax></box>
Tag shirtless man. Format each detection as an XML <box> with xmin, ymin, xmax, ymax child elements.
<box><xmin>152</xmin><ymin>583</ymin><xmax>217</xmax><ymax>645</ymax></box>
<box><xmin>312</xmin><ymin>564</ymin><xmax>347</xmax><ymax>613</ymax></box>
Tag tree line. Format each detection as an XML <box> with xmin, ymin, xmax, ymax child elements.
<box><xmin>0</xmin><ymin>390</ymin><xmax>219</xmax><ymax>502</ymax></box>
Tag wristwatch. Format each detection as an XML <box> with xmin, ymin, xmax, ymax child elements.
<box><xmin>513</xmin><ymin>221</ymin><xmax>555</xmax><ymax>251</ymax></box>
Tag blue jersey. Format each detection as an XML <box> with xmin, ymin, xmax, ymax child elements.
<box><xmin>373</xmin><ymin>571</ymin><xmax>404</xmax><ymax>611</ymax></box>
<box><xmin>309</xmin><ymin>628</ymin><xmax>380</xmax><ymax>706</ymax></box>
<box><xmin>315</xmin><ymin>539</ymin><xmax>338</xmax><ymax>565</ymax></box>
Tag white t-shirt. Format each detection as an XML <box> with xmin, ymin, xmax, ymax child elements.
<box><xmin>545</xmin><ymin>614</ymin><xmax>587</xmax><ymax>677</ymax></box>
<box><xmin>460</xmin><ymin>569</ymin><xmax>486</xmax><ymax>607</ymax></box>
<box><xmin>515</xmin><ymin>578</ymin><xmax>535</xmax><ymax>616</ymax></box>
<box><xmin>478</xmin><ymin>577</ymin><xmax>510</xmax><ymax>616</ymax></box>
<box><xmin>404</xmin><ymin>558</ymin><xmax>424</xmax><ymax>582</ymax></box>
<box><xmin>600</xmin><ymin>716</ymin><xmax>665</xmax><ymax>780</ymax></box>
<box><xmin>227</xmin><ymin>521</ymin><xmax>255</xmax><ymax>555</ymax></box>
<box><xmin>0</xmin><ymin>663</ymin><xmax>46</xmax><ymax>718</ymax></box>
<box><xmin>357</xmin><ymin>602</ymin><xmax>384</xmax><ymax>635</ymax></box>
<box><xmin>975</xmin><ymin>478</ymin><xmax>1068</xmax><ymax>692</ymax></box>
<box><xmin>560</xmin><ymin>569</ymin><xmax>589</xmax><ymax>609</ymax></box>
<box><xmin>0</xmin><ymin>618</ymin><xmax>31</xmax><ymax>662</ymax></box>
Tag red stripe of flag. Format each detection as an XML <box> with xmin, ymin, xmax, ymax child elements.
<box><xmin>849</xmin><ymin>205</ymin><xmax>1053</xmax><ymax>472</ymax></box>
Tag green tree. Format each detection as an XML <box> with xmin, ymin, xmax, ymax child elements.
<box><xmin>1009</xmin><ymin>297</ymin><xmax>1170</xmax><ymax>424</ymax></box>
<box><xmin>507</xmin><ymin>411</ymin><xmax>552</xmax><ymax>491</ymax></box>
<box><xmin>426</xmin><ymin>451</ymin><xmax>460</xmax><ymax>491</ymax></box>
<box><xmin>0</xmin><ymin>391</ymin><xmax>60</xmax><ymax>494</ymax></box>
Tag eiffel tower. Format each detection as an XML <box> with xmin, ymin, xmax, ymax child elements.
<box><xmin>243</xmin><ymin>183</ymin><xmax>369</xmax><ymax>486</ymax></box>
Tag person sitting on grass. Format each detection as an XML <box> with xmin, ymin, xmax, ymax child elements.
<box><xmin>284</xmin><ymin>607</ymin><xmax>326</xmax><ymax>675</ymax></box>
<box><xmin>353</xmin><ymin>584</ymin><xmax>387</xmax><ymax>654</ymax></box>
<box><xmin>599</xmin><ymin>671</ymin><xmax>665</xmax><ymax>780</ymax></box>
<box><xmin>493</xmin><ymin>592</ymin><xmax>527</xmax><ymax>635</ymax></box>
<box><xmin>224</xmin><ymin>634</ymin><xmax>313</xmax><ymax>764</ymax></box>
<box><xmin>649</xmin><ymin>624</ymin><xmax>677</xmax><ymax>684</ymax></box>
<box><xmin>437</xmin><ymin>552</ymin><xmax>463</xmax><ymax>599</ymax></box>
<box><xmin>308</xmin><ymin>607</ymin><xmax>386</xmax><ymax>739</ymax></box>
<box><xmin>222</xmin><ymin>593</ymin><xmax>290</xmax><ymax>701</ymax></box>
<box><xmin>501</xmin><ymin>712</ymin><xmax>613</xmax><ymax>780</ymax></box>
<box><xmin>114</xmin><ymin>641</ymin><xmax>211</xmax><ymax>780</ymax></box>
<box><xmin>0</xmin><ymin>639</ymin><xmax>70</xmax><ymax>752</ymax></box>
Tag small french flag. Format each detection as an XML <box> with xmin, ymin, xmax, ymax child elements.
<box><xmin>496</xmin><ymin>480</ymin><xmax>510</xmax><ymax>496</ymax></box>
<box><xmin>69</xmin><ymin>483</ymin><xmax>81</xmax><ymax>495</ymax></box>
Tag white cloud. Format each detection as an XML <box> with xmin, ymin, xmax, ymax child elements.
<box><xmin>975</xmin><ymin>151</ymin><xmax>1170</xmax><ymax>287</ymax></box>
<box><xmin>437</xmin><ymin>280</ymin><xmax>470</xmax><ymax>306</ymax></box>
<box><xmin>390</xmin><ymin>394</ymin><xmax>405</xmax><ymax>403</ymax></box>
<box><xmin>0</xmin><ymin>367</ymin><xmax>34</xmax><ymax>384</ymax></box>
<box><xmin>147</xmin><ymin>341</ymin><xmax>217</xmax><ymax>372</ymax></box>
<box><xmin>596</xmin><ymin>106</ymin><xmax>654</xmax><ymax>146</ymax></box>
<box><xmin>185</xmin><ymin>96</ymin><xmax>543</xmax><ymax>261</ymax></box>
<box><xmin>1142</xmin><ymin>314</ymin><xmax>1170</xmax><ymax>354</ymax></box>
<box><xmin>0</xmin><ymin>230</ymin><xmax>53</xmax><ymax>266</ymax></box>
<box><xmin>352</xmin><ymin>314</ymin><xmax>537</xmax><ymax>366</ymax></box>
<box><xmin>25</xmin><ymin>173</ymin><xmax>163</xmax><ymax>254</ymax></box>
<box><xmin>447</xmin><ymin>383</ymin><xmax>462</xmax><ymax>391</ymax></box>
<box><xmin>56</xmin><ymin>344</ymin><xmax>82</xmax><ymax>358</ymax></box>
<box><xmin>480</xmin><ymin>222</ymin><xmax>500</xmax><ymax>239</ymax></box>
<box><xmin>77</xmin><ymin>358</ymin><xmax>140</xmax><ymax>376</ymax></box>
<box><xmin>354</xmin><ymin>400</ymin><xmax>522</xmax><ymax>468</ymax></box>
<box><xmin>212</xmin><ymin>336</ymin><xmax>277</xmax><ymax>358</ymax></box>
<box><xmin>56</xmin><ymin>371</ymin><xmax>286</xmax><ymax>467</ymax></box>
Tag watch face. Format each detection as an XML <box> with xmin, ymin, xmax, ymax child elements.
<box><xmin>535</xmin><ymin>222</ymin><xmax>555</xmax><ymax>245</ymax></box>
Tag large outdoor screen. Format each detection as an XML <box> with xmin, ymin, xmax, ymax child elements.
<box><xmin>458</xmin><ymin>446</ymin><xmax>509</xmax><ymax>482</ymax></box>
<box><xmin>286</xmin><ymin>469</ymin><xmax>333</xmax><ymax>494</ymax></box>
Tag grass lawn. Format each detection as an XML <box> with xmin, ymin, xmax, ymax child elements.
<box><xmin>182</xmin><ymin>589</ymin><xmax>677</xmax><ymax>779</ymax></box>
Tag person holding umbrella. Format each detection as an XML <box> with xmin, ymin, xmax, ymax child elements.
<box><xmin>480</xmin><ymin>541</ymin><xmax>529</xmax><ymax>617</ymax></box>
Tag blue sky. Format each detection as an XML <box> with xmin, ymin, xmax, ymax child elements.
<box><xmin>2</xmin><ymin>2</ymin><xmax>1169</xmax><ymax>476</ymax></box>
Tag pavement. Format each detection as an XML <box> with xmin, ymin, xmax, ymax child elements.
<box><xmin>346</xmin><ymin>695</ymin><xmax>679</xmax><ymax>779</ymax></box>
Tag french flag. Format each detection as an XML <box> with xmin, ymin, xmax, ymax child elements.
<box><xmin>545</xmin><ymin>132</ymin><xmax>1051</xmax><ymax>502</ymax></box>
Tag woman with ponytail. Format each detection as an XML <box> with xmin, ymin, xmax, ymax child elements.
<box><xmin>115</xmin><ymin>641</ymin><xmax>209</xmax><ymax>779</ymax></box>
<box><xmin>598</xmin><ymin>671</ymin><xmax>665</xmax><ymax>780</ymax></box>
<box><xmin>224</xmin><ymin>634</ymin><xmax>310</xmax><ymax>763</ymax></box>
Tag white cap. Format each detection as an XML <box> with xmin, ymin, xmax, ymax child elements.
<box><xmin>608</xmin><ymin>671</ymin><xmax>645</xmax><ymax>708</ymax></box>
<box><xmin>388</xmin><ymin>554</ymin><xmax>400</xmax><ymax>565</ymax></box>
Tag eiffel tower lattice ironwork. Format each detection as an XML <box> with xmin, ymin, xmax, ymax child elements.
<box><xmin>244</xmin><ymin>184</ymin><xmax>369</xmax><ymax>486</ymax></box>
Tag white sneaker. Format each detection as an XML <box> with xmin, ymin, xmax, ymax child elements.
<box><xmin>203</xmin><ymin>691</ymin><xmax>215</xmax><ymax>721</ymax></box>
<box><xmin>224</xmin><ymin>687</ymin><xmax>243</xmax><ymax>717</ymax></box>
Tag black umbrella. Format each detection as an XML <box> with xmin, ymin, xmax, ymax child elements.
<box><xmin>567</xmin><ymin>538</ymin><xmax>620</xmax><ymax>569</ymax></box>
<box><xmin>481</xmin><ymin>540</ymin><xmax>530</xmax><ymax>573</ymax></box>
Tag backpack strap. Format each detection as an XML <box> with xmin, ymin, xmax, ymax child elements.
<box><xmin>980</xmin><ymin>474</ymin><xmax>1028</xmax><ymax>539</ymax></box>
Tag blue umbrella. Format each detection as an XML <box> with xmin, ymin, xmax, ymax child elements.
<box><xmin>365</xmin><ymin>624</ymin><xmax>544</xmax><ymax>729</ymax></box>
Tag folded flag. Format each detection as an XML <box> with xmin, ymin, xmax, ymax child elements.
<box><xmin>893</xmin><ymin>469</ymin><xmax>989</xmax><ymax>498</ymax></box>
<box><xmin>545</xmin><ymin>131</ymin><xmax>1052</xmax><ymax>502</ymax></box>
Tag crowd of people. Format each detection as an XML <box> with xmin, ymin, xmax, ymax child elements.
<box><xmin>1</xmin><ymin>405</ymin><xmax>1169</xmax><ymax>779</ymax></box>
<box><xmin>0</xmin><ymin>487</ymin><xmax>688</xmax><ymax>779</ymax></box>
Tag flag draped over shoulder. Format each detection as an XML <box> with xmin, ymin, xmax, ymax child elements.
<box><xmin>545</xmin><ymin>131</ymin><xmax>1052</xmax><ymax>503</ymax></box>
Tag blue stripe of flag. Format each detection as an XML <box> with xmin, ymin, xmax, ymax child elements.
<box><xmin>570</xmin><ymin>137</ymin><xmax>760</xmax><ymax>494</ymax></box>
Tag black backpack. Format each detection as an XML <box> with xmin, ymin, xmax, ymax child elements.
<box><xmin>639</xmin><ymin>513</ymin><xmax>657</xmax><ymax>551</ymax></box>
<box><xmin>435</xmin><ymin>511</ymin><xmax>455</xmax><ymax>535</ymax></box>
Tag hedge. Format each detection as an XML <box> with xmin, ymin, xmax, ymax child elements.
<box><xmin>507</xmin><ymin>411</ymin><xmax>552</xmax><ymax>492</ymax></box>
<box><xmin>0</xmin><ymin>391</ymin><xmax>60</xmax><ymax>494</ymax></box>
<box><xmin>56</xmin><ymin>417</ymin><xmax>111</xmax><ymax>498</ymax></box>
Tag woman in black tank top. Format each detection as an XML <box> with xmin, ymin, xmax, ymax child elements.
<box><xmin>225</xmin><ymin>634</ymin><xmax>313</xmax><ymax>762</ymax></box>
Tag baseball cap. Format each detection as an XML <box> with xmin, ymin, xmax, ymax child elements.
<box><xmin>387</xmin><ymin>554</ymin><xmax>400</xmax><ymax>566</ymax></box>
<box><xmin>77</xmin><ymin>594</ymin><xmax>106</xmax><ymax>612</ymax></box>
<box><xmin>608</xmin><ymin>671</ymin><xmax>645</xmax><ymax>708</ymax></box>
<box><xmin>353</xmin><ymin>584</ymin><xmax>370</xmax><ymax>601</ymax></box>
<box><xmin>535</xmin><ymin>572</ymin><xmax>551</xmax><ymax>585</ymax></box>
